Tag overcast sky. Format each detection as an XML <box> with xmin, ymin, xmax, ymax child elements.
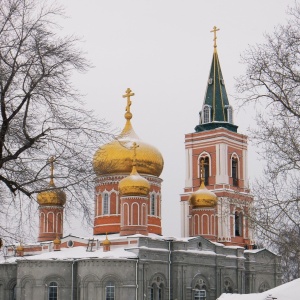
<box><xmin>59</xmin><ymin>0</ymin><xmax>296</xmax><ymax>237</ymax></box>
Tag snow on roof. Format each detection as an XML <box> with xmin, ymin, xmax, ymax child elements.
<box><xmin>217</xmin><ymin>278</ymin><xmax>300</xmax><ymax>300</ymax></box>
<box><xmin>1</xmin><ymin>246</ymin><xmax>137</xmax><ymax>262</ymax></box>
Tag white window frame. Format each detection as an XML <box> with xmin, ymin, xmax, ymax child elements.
<box><xmin>103</xmin><ymin>193</ymin><xmax>109</xmax><ymax>215</ymax></box>
<box><xmin>150</xmin><ymin>194</ymin><xmax>156</xmax><ymax>216</ymax></box>
<box><xmin>202</xmin><ymin>105</ymin><xmax>211</xmax><ymax>124</ymax></box>
<box><xmin>105</xmin><ymin>281</ymin><xmax>115</xmax><ymax>300</ymax></box>
<box><xmin>48</xmin><ymin>281</ymin><xmax>58</xmax><ymax>300</ymax></box>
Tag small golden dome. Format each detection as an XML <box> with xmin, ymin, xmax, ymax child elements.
<box><xmin>119</xmin><ymin>165</ymin><xmax>150</xmax><ymax>196</ymax></box>
<box><xmin>37</xmin><ymin>186</ymin><xmax>66</xmax><ymax>206</ymax></box>
<box><xmin>16</xmin><ymin>243</ymin><xmax>24</xmax><ymax>252</ymax></box>
<box><xmin>37</xmin><ymin>157</ymin><xmax>66</xmax><ymax>206</ymax></box>
<box><xmin>102</xmin><ymin>233</ymin><xmax>111</xmax><ymax>245</ymax></box>
<box><xmin>53</xmin><ymin>236</ymin><xmax>61</xmax><ymax>245</ymax></box>
<box><xmin>189</xmin><ymin>181</ymin><xmax>218</xmax><ymax>208</ymax></box>
<box><xmin>93</xmin><ymin>89</ymin><xmax>164</xmax><ymax>177</ymax></box>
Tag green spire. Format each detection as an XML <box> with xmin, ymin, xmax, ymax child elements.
<box><xmin>195</xmin><ymin>27</ymin><xmax>238</xmax><ymax>133</ymax></box>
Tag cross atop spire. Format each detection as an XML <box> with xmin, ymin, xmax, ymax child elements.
<box><xmin>123</xmin><ymin>88</ymin><xmax>135</xmax><ymax>120</ymax></box>
<box><xmin>210</xmin><ymin>26</ymin><xmax>220</xmax><ymax>52</ymax></box>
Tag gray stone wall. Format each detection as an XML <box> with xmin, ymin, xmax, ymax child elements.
<box><xmin>0</xmin><ymin>236</ymin><xmax>281</xmax><ymax>300</ymax></box>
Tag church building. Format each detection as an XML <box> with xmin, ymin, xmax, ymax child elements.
<box><xmin>0</xmin><ymin>28</ymin><xmax>281</xmax><ymax>300</ymax></box>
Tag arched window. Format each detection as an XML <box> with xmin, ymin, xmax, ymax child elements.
<box><xmin>149</xmin><ymin>275</ymin><xmax>165</xmax><ymax>300</ymax></box>
<box><xmin>11</xmin><ymin>284</ymin><xmax>17</xmax><ymax>300</ymax></box>
<box><xmin>224</xmin><ymin>278</ymin><xmax>234</xmax><ymax>293</ymax></box>
<box><xmin>150</xmin><ymin>283</ymin><xmax>164</xmax><ymax>300</ymax></box>
<box><xmin>203</xmin><ymin>105</ymin><xmax>211</xmax><ymax>124</ymax></box>
<box><xmin>258</xmin><ymin>281</ymin><xmax>270</xmax><ymax>293</ymax></box>
<box><xmin>193</xmin><ymin>278</ymin><xmax>207</xmax><ymax>300</ymax></box>
<box><xmin>232</xmin><ymin>157</ymin><xmax>238</xmax><ymax>187</ymax></box>
<box><xmin>226</xmin><ymin>105</ymin><xmax>233</xmax><ymax>124</ymax></box>
<box><xmin>105</xmin><ymin>281</ymin><xmax>115</xmax><ymax>300</ymax></box>
<box><xmin>150</xmin><ymin>194</ymin><xmax>155</xmax><ymax>216</ymax></box>
<box><xmin>199</xmin><ymin>157</ymin><xmax>209</xmax><ymax>186</ymax></box>
<box><xmin>48</xmin><ymin>282</ymin><xmax>58</xmax><ymax>300</ymax></box>
<box><xmin>194</xmin><ymin>289</ymin><xmax>206</xmax><ymax>300</ymax></box>
<box><xmin>103</xmin><ymin>193</ymin><xmax>109</xmax><ymax>215</ymax></box>
<box><xmin>235</xmin><ymin>212</ymin><xmax>243</xmax><ymax>237</ymax></box>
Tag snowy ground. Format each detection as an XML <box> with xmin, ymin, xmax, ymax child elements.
<box><xmin>217</xmin><ymin>278</ymin><xmax>300</xmax><ymax>300</ymax></box>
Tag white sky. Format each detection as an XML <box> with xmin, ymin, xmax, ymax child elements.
<box><xmin>58</xmin><ymin>0</ymin><xmax>296</xmax><ymax>237</ymax></box>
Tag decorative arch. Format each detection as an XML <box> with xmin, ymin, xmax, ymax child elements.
<box><xmin>194</xmin><ymin>214</ymin><xmax>200</xmax><ymax>236</ymax></box>
<box><xmin>122</xmin><ymin>203</ymin><xmax>129</xmax><ymax>226</ymax></box>
<box><xmin>20</xmin><ymin>276</ymin><xmax>35</xmax><ymax>300</ymax></box>
<box><xmin>258</xmin><ymin>281</ymin><xmax>270</xmax><ymax>293</ymax></box>
<box><xmin>82</xmin><ymin>274</ymin><xmax>100</xmax><ymax>300</ymax></box>
<box><xmin>100</xmin><ymin>274</ymin><xmax>122</xmax><ymax>300</ymax></box>
<box><xmin>7</xmin><ymin>278</ymin><xmax>17</xmax><ymax>298</ymax></box>
<box><xmin>191</xmin><ymin>274</ymin><xmax>210</xmax><ymax>300</ymax></box>
<box><xmin>149</xmin><ymin>273</ymin><xmax>167</xmax><ymax>300</ymax></box>
<box><xmin>131</xmin><ymin>202</ymin><xmax>139</xmax><ymax>225</ymax></box>
<box><xmin>110</xmin><ymin>191</ymin><xmax>117</xmax><ymax>215</ymax></box>
<box><xmin>198</xmin><ymin>152</ymin><xmax>211</xmax><ymax>186</ymax></box>
<box><xmin>201</xmin><ymin>214</ymin><xmax>209</xmax><ymax>235</ymax></box>
<box><xmin>43</xmin><ymin>275</ymin><xmax>66</xmax><ymax>287</ymax></box>
<box><xmin>211</xmin><ymin>215</ymin><xmax>215</xmax><ymax>236</ymax></box>
<box><xmin>223</xmin><ymin>277</ymin><xmax>234</xmax><ymax>293</ymax></box>
<box><xmin>142</xmin><ymin>203</ymin><xmax>147</xmax><ymax>225</ymax></box>
<box><xmin>47</xmin><ymin>212</ymin><xmax>54</xmax><ymax>232</ymax></box>
<box><xmin>40</xmin><ymin>212</ymin><xmax>45</xmax><ymax>233</ymax></box>
<box><xmin>56</xmin><ymin>212</ymin><xmax>62</xmax><ymax>233</ymax></box>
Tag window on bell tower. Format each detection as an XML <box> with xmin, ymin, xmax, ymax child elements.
<box><xmin>202</xmin><ymin>105</ymin><xmax>211</xmax><ymax>124</ymax></box>
<box><xmin>232</xmin><ymin>157</ymin><xmax>238</xmax><ymax>187</ymax></box>
<box><xmin>225</xmin><ymin>105</ymin><xmax>233</xmax><ymax>124</ymax></box>
<box><xmin>235</xmin><ymin>211</ymin><xmax>243</xmax><ymax>237</ymax></box>
<box><xmin>199</xmin><ymin>156</ymin><xmax>210</xmax><ymax>186</ymax></box>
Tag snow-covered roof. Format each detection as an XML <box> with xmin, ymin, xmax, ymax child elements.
<box><xmin>217</xmin><ymin>278</ymin><xmax>300</xmax><ymax>300</ymax></box>
<box><xmin>0</xmin><ymin>246</ymin><xmax>137</xmax><ymax>263</ymax></box>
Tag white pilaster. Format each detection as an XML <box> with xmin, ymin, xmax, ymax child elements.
<box><xmin>180</xmin><ymin>201</ymin><xmax>189</xmax><ymax>237</ymax></box>
<box><xmin>185</xmin><ymin>148</ymin><xmax>193</xmax><ymax>188</ymax></box>
<box><xmin>215</xmin><ymin>143</ymin><xmax>229</xmax><ymax>184</ymax></box>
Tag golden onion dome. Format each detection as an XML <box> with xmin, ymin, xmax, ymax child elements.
<box><xmin>93</xmin><ymin>88</ymin><xmax>164</xmax><ymax>177</ymax></box>
<box><xmin>53</xmin><ymin>236</ymin><xmax>61</xmax><ymax>245</ymax></box>
<box><xmin>189</xmin><ymin>181</ymin><xmax>218</xmax><ymax>208</ymax></box>
<box><xmin>102</xmin><ymin>233</ymin><xmax>111</xmax><ymax>246</ymax></box>
<box><xmin>16</xmin><ymin>243</ymin><xmax>24</xmax><ymax>252</ymax></box>
<box><xmin>119</xmin><ymin>165</ymin><xmax>150</xmax><ymax>196</ymax></box>
<box><xmin>37</xmin><ymin>185</ymin><xmax>66</xmax><ymax>206</ymax></box>
<box><xmin>37</xmin><ymin>157</ymin><xmax>66</xmax><ymax>206</ymax></box>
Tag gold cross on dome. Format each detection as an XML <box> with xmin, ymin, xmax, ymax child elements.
<box><xmin>210</xmin><ymin>26</ymin><xmax>220</xmax><ymax>50</ymax></box>
<box><xmin>131</xmin><ymin>142</ymin><xmax>139</xmax><ymax>166</ymax></box>
<box><xmin>48</xmin><ymin>156</ymin><xmax>55</xmax><ymax>185</ymax></box>
<box><xmin>122</xmin><ymin>88</ymin><xmax>135</xmax><ymax>114</ymax></box>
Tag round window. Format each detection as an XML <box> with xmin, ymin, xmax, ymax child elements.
<box><xmin>67</xmin><ymin>240</ymin><xmax>74</xmax><ymax>248</ymax></box>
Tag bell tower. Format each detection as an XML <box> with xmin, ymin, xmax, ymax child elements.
<box><xmin>180</xmin><ymin>27</ymin><xmax>254</xmax><ymax>248</ymax></box>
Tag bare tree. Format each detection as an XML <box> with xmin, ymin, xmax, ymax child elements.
<box><xmin>0</xmin><ymin>0</ymin><xmax>111</xmax><ymax>241</ymax></box>
<box><xmin>236</xmin><ymin>2</ymin><xmax>300</xmax><ymax>281</ymax></box>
